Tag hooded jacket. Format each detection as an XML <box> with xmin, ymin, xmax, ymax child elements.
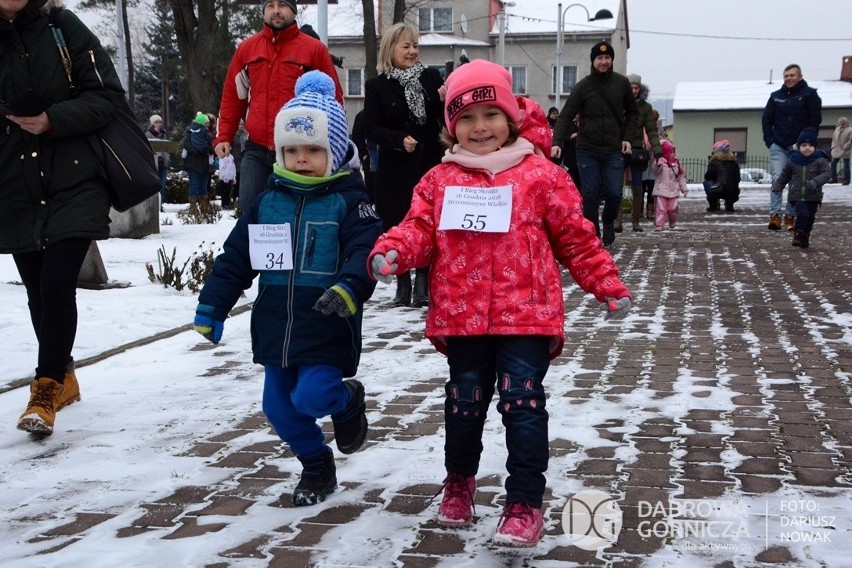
<box><xmin>0</xmin><ymin>0</ymin><xmax>125</xmax><ymax>253</ymax></box>
<box><xmin>553</xmin><ymin>66</ymin><xmax>639</xmax><ymax>154</ymax></box>
<box><xmin>761</xmin><ymin>79</ymin><xmax>822</xmax><ymax>150</ymax></box>
<box><xmin>771</xmin><ymin>150</ymin><xmax>831</xmax><ymax>203</ymax></box>
<box><xmin>629</xmin><ymin>82</ymin><xmax>662</xmax><ymax>159</ymax></box>
<box><xmin>703</xmin><ymin>152</ymin><xmax>741</xmax><ymax>203</ymax></box>
<box><xmin>369</xmin><ymin>105</ymin><xmax>629</xmax><ymax>360</ymax></box>
<box><xmin>197</xmin><ymin>146</ymin><xmax>383</xmax><ymax>376</ymax></box>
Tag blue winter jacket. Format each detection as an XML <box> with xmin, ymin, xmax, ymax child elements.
<box><xmin>762</xmin><ymin>80</ymin><xmax>822</xmax><ymax>150</ymax></box>
<box><xmin>198</xmin><ymin>161</ymin><xmax>383</xmax><ymax>376</ymax></box>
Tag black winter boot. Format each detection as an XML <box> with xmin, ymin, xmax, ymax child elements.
<box><xmin>393</xmin><ymin>272</ymin><xmax>412</xmax><ymax>307</ymax></box>
<box><xmin>331</xmin><ymin>379</ymin><xmax>368</xmax><ymax>454</ymax></box>
<box><xmin>792</xmin><ymin>231</ymin><xmax>810</xmax><ymax>248</ymax></box>
<box><xmin>706</xmin><ymin>200</ymin><xmax>721</xmax><ymax>212</ymax></box>
<box><xmin>293</xmin><ymin>450</ymin><xmax>337</xmax><ymax>506</ymax></box>
<box><xmin>413</xmin><ymin>268</ymin><xmax>429</xmax><ymax>307</ymax></box>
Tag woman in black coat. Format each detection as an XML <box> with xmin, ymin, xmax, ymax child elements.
<box><xmin>0</xmin><ymin>0</ymin><xmax>125</xmax><ymax>435</ymax></box>
<box><xmin>703</xmin><ymin>141</ymin><xmax>741</xmax><ymax>212</ymax></box>
<box><xmin>363</xmin><ymin>23</ymin><xmax>445</xmax><ymax>307</ymax></box>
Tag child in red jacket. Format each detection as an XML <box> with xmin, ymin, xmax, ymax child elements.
<box><xmin>368</xmin><ymin>59</ymin><xmax>632</xmax><ymax>547</ymax></box>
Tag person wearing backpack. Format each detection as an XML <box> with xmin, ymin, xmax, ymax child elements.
<box><xmin>182</xmin><ymin>112</ymin><xmax>214</xmax><ymax>207</ymax></box>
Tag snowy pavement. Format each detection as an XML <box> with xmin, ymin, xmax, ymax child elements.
<box><xmin>1</xmin><ymin>185</ymin><xmax>851</xmax><ymax>567</ymax></box>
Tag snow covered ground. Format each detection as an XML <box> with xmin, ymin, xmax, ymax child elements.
<box><xmin>1</xmin><ymin>184</ymin><xmax>850</xmax><ymax>566</ymax></box>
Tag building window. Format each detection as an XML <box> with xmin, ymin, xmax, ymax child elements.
<box><xmin>552</xmin><ymin>65</ymin><xmax>577</xmax><ymax>95</ymax></box>
<box><xmin>347</xmin><ymin>68</ymin><xmax>363</xmax><ymax>97</ymax></box>
<box><xmin>508</xmin><ymin>66</ymin><xmax>526</xmax><ymax>95</ymax></box>
<box><xmin>714</xmin><ymin>128</ymin><xmax>746</xmax><ymax>162</ymax></box>
<box><xmin>419</xmin><ymin>7</ymin><xmax>452</xmax><ymax>32</ymax></box>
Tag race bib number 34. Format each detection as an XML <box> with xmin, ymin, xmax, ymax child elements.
<box><xmin>249</xmin><ymin>224</ymin><xmax>293</xmax><ymax>270</ymax></box>
<box><xmin>438</xmin><ymin>185</ymin><xmax>512</xmax><ymax>233</ymax></box>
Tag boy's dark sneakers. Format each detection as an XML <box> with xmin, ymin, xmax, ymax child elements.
<box><xmin>792</xmin><ymin>231</ymin><xmax>810</xmax><ymax>249</ymax></box>
<box><xmin>332</xmin><ymin>380</ymin><xmax>367</xmax><ymax>454</ymax></box>
<box><xmin>602</xmin><ymin>223</ymin><xmax>616</xmax><ymax>247</ymax></box>
<box><xmin>293</xmin><ymin>450</ymin><xmax>337</xmax><ymax>506</ymax></box>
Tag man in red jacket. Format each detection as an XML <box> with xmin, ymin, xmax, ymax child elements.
<box><xmin>213</xmin><ymin>0</ymin><xmax>344</xmax><ymax>211</ymax></box>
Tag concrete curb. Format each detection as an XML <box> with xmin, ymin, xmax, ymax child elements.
<box><xmin>0</xmin><ymin>302</ymin><xmax>252</xmax><ymax>396</ymax></box>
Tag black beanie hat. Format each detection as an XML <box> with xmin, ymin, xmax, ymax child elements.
<box><xmin>797</xmin><ymin>127</ymin><xmax>818</xmax><ymax>147</ymax></box>
<box><xmin>590</xmin><ymin>41</ymin><xmax>614</xmax><ymax>62</ymax></box>
<box><xmin>262</xmin><ymin>0</ymin><xmax>296</xmax><ymax>12</ymax></box>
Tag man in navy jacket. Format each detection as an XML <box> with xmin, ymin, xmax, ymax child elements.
<box><xmin>762</xmin><ymin>64</ymin><xmax>822</xmax><ymax>230</ymax></box>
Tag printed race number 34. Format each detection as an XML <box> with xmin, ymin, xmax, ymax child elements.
<box><xmin>248</xmin><ymin>224</ymin><xmax>293</xmax><ymax>270</ymax></box>
<box><xmin>438</xmin><ymin>185</ymin><xmax>512</xmax><ymax>233</ymax></box>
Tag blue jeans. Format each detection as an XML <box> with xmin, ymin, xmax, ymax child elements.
<box><xmin>444</xmin><ymin>335</ymin><xmax>550</xmax><ymax>507</ymax></box>
<box><xmin>262</xmin><ymin>364</ymin><xmax>351</xmax><ymax>458</ymax></box>
<box><xmin>830</xmin><ymin>157</ymin><xmax>850</xmax><ymax>183</ymax></box>
<box><xmin>238</xmin><ymin>146</ymin><xmax>276</xmax><ymax>210</ymax></box>
<box><xmin>187</xmin><ymin>169</ymin><xmax>208</xmax><ymax>198</ymax></box>
<box><xmin>576</xmin><ymin>149</ymin><xmax>625</xmax><ymax>235</ymax></box>
<box><xmin>769</xmin><ymin>143</ymin><xmax>795</xmax><ymax>217</ymax></box>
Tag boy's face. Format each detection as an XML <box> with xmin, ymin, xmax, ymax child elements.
<box><xmin>283</xmin><ymin>145</ymin><xmax>328</xmax><ymax>177</ymax></box>
<box><xmin>799</xmin><ymin>142</ymin><xmax>815</xmax><ymax>157</ymax></box>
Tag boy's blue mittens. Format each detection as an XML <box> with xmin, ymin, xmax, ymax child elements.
<box><xmin>313</xmin><ymin>283</ymin><xmax>357</xmax><ymax>318</ymax></box>
<box><xmin>601</xmin><ymin>296</ymin><xmax>631</xmax><ymax>321</ymax></box>
<box><xmin>194</xmin><ymin>304</ymin><xmax>224</xmax><ymax>343</ymax></box>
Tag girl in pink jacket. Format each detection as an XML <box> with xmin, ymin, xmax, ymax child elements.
<box><xmin>652</xmin><ymin>140</ymin><xmax>689</xmax><ymax>229</ymax></box>
<box><xmin>368</xmin><ymin>59</ymin><xmax>632</xmax><ymax>547</ymax></box>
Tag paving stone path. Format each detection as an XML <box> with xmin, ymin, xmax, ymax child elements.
<box><xmin>9</xmin><ymin>196</ymin><xmax>852</xmax><ymax>566</ymax></box>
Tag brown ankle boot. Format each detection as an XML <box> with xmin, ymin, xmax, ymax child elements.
<box><xmin>631</xmin><ymin>185</ymin><xmax>644</xmax><ymax>232</ymax></box>
<box><xmin>18</xmin><ymin>377</ymin><xmax>63</xmax><ymax>435</ymax></box>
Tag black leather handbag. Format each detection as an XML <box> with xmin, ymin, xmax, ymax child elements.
<box><xmin>49</xmin><ymin>9</ymin><xmax>161</xmax><ymax>212</ymax></box>
<box><xmin>629</xmin><ymin>148</ymin><xmax>650</xmax><ymax>169</ymax></box>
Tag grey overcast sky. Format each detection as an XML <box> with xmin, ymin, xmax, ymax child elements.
<box><xmin>625</xmin><ymin>0</ymin><xmax>852</xmax><ymax>97</ymax></box>
<box><xmin>67</xmin><ymin>0</ymin><xmax>851</xmax><ymax>101</ymax></box>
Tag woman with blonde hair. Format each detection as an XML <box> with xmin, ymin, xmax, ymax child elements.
<box><xmin>363</xmin><ymin>23</ymin><xmax>445</xmax><ymax>307</ymax></box>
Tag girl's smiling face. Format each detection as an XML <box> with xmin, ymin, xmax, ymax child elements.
<box><xmin>454</xmin><ymin>105</ymin><xmax>510</xmax><ymax>155</ymax></box>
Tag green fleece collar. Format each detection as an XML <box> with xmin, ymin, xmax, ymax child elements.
<box><xmin>272</xmin><ymin>163</ymin><xmax>348</xmax><ymax>189</ymax></box>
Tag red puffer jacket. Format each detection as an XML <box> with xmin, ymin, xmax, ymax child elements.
<box><xmin>370</xmin><ymin>145</ymin><xmax>631</xmax><ymax>359</ymax></box>
<box><xmin>214</xmin><ymin>24</ymin><xmax>343</xmax><ymax>150</ymax></box>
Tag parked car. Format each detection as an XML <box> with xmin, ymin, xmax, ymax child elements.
<box><xmin>740</xmin><ymin>168</ymin><xmax>772</xmax><ymax>183</ymax></box>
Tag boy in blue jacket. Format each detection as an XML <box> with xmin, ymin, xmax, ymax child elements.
<box><xmin>770</xmin><ymin>127</ymin><xmax>830</xmax><ymax>249</ymax></box>
<box><xmin>193</xmin><ymin>71</ymin><xmax>383</xmax><ymax>505</ymax></box>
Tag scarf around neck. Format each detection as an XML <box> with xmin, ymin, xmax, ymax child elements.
<box><xmin>442</xmin><ymin>138</ymin><xmax>535</xmax><ymax>175</ymax></box>
<box><xmin>387</xmin><ymin>62</ymin><xmax>427</xmax><ymax>125</ymax></box>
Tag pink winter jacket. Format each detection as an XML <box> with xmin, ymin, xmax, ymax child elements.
<box><xmin>369</xmin><ymin>141</ymin><xmax>631</xmax><ymax>359</ymax></box>
<box><xmin>652</xmin><ymin>159</ymin><xmax>688</xmax><ymax>198</ymax></box>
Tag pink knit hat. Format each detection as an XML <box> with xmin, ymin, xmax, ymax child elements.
<box><xmin>444</xmin><ymin>59</ymin><xmax>520</xmax><ymax>136</ymax></box>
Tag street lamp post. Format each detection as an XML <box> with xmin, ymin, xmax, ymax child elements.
<box><xmin>554</xmin><ymin>3</ymin><xmax>613</xmax><ymax>109</ymax></box>
<box><xmin>498</xmin><ymin>1</ymin><xmax>516</xmax><ymax>66</ymax></box>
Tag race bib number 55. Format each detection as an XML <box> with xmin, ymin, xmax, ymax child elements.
<box><xmin>249</xmin><ymin>224</ymin><xmax>293</xmax><ymax>270</ymax></box>
<box><xmin>438</xmin><ymin>185</ymin><xmax>512</xmax><ymax>233</ymax></box>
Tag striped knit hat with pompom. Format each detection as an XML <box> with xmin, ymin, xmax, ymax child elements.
<box><xmin>274</xmin><ymin>71</ymin><xmax>348</xmax><ymax>177</ymax></box>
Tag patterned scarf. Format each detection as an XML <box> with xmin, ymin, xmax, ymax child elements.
<box><xmin>387</xmin><ymin>62</ymin><xmax>427</xmax><ymax>125</ymax></box>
